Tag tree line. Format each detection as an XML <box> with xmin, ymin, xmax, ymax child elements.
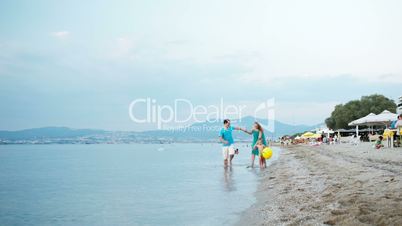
<box><xmin>325</xmin><ymin>94</ymin><xmax>396</xmax><ymax>130</ymax></box>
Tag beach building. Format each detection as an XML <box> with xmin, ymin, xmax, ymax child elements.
<box><xmin>397</xmin><ymin>96</ymin><xmax>402</xmax><ymax>114</ymax></box>
<box><xmin>315</xmin><ymin>127</ymin><xmax>334</xmax><ymax>136</ymax></box>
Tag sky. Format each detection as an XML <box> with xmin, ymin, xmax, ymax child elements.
<box><xmin>0</xmin><ymin>0</ymin><xmax>401</xmax><ymax>131</ymax></box>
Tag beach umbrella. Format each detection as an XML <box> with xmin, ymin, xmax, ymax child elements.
<box><xmin>312</xmin><ymin>133</ymin><xmax>322</xmax><ymax>139</ymax></box>
<box><xmin>301</xmin><ymin>132</ymin><xmax>315</xmax><ymax>138</ymax></box>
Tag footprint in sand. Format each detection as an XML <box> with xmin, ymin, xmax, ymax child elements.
<box><xmin>322</xmin><ymin>192</ymin><xmax>333</xmax><ymax>198</ymax></box>
<box><xmin>323</xmin><ymin>219</ymin><xmax>337</xmax><ymax>225</ymax></box>
<box><xmin>331</xmin><ymin>209</ymin><xmax>348</xmax><ymax>215</ymax></box>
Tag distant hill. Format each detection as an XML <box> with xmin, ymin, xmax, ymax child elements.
<box><xmin>142</xmin><ymin>116</ymin><xmax>318</xmax><ymax>140</ymax></box>
<box><xmin>0</xmin><ymin>118</ymin><xmax>319</xmax><ymax>141</ymax></box>
<box><xmin>0</xmin><ymin>127</ymin><xmax>107</xmax><ymax>140</ymax></box>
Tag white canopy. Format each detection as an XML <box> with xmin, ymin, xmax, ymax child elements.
<box><xmin>348</xmin><ymin>110</ymin><xmax>398</xmax><ymax>127</ymax></box>
<box><xmin>348</xmin><ymin>110</ymin><xmax>398</xmax><ymax>140</ymax></box>
<box><xmin>348</xmin><ymin>113</ymin><xmax>377</xmax><ymax>126</ymax></box>
<box><xmin>371</xmin><ymin>110</ymin><xmax>398</xmax><ymax>124</ymax></box>
<box><xmin>316</xmin><ymin>128</ymin><xmax>334</xmax><ymax>134</ymax></box>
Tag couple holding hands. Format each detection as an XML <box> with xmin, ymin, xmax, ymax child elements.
<box><xmin>219</xmin><ymin>119</ymin><xmax>268</xmax><ymax>168</ymax></box>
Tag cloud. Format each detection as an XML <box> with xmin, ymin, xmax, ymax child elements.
<box><xmin>274</xmin><ymin>101</ymin><xmax>340</xmax><ymax>125</ymax></box>
<box><xmin>50</xmin><ymin>31</ymin><xmax>70</xmax><ymax>39</ymax></box>
<box><xmin>212</xmin><ymin>99</ymin><xmax>339</xmax><ymax>126</ymax></box>
<box><xmin>108</xmin><ymin>37</ymin><xmax>138</xmax><ymax>60</ymax></box>
<box><xmin>231</xmin><ymin>52</ymin><xmax>402</xmax><ymax>85</ymax></box>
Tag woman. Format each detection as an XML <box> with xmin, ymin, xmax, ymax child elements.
<box><xmin>244</xmin><ymin>122</ymin><xmax>267</xmax><ymax>168</ymax></box>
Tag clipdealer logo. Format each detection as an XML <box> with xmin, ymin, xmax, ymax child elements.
<box><xmin>128</xmin><ymin>98</ymin><xmax>275</xmax><ymax>131</ymax></box>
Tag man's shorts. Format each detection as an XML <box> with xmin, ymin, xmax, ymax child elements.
<box><xmin>222</xmin><ymin>145</ymin><xmax>235</xmax><ymax>160</ymax></box>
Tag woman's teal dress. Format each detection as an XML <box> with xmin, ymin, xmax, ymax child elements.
<box><xmin>251</xmin><ymin>130</ymin><xmax>267</xmax><ymax>156</ymax></box>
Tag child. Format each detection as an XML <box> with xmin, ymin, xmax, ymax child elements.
<box><xmin>255</xmin><ymin>139</ymin><xmax>266</xmax><ymax>168</ymax></box>
<box><xmin>375</xmin><ymin>136</ymin><xmax>384</xmax><ymax>149</ymax></box>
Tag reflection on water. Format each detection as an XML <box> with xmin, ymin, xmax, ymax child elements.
<box><xmin>223</xmin><ymin>166</ymin><xmax>236</xmax><ymax>192</ymax></box>
<box><xmin>248</xmin><ymin>167</ymin><xmax>259</xmax><ymax>177</ymax></box>
<box><xmin>221</xmin><ymin>146</ymin><xmax>282</xmax><ymax>194</ymax></box>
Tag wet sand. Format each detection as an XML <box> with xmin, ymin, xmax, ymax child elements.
<box><xmin>237</xmin><ymin>143</ymin><xmax>402</xmax><ymax>226</ymax></box>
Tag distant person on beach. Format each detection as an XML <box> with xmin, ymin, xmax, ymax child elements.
<box><xmin>390</xmin><ymin>114</ymin><xmax>401</xmax><ymax>129</ymax></box>
<box><xmin>391</xmin><ymin>115</ymin><xmax>402</xmax><ymax>145</ymax></box>
<box><xmin>280</xmin><ymin>137</ymin><xmax>284</xmax><ymax>147</ymax></box>
<box><xmin>395</xmin><ymin>115</ymin><xmax>402</xmax><ymax>146</ymax></box>
<box><xmin>243</xmin><ymin>122</ymin><xmax>267</xmax><ymax>168</ymax></box>
<box><xmin>375</xmin><ymin>136</ymin><xmax>384</xmax><ymax>149</ymax></box>
<box><xmin>218</xmin><ymin>119</ymin><xmax>247</xmax><ymax>167</ymax></box>
<box><xmin>393</xmin><ymin>114</ymin><xmax>402</xmax><ymax>129</ymax></box>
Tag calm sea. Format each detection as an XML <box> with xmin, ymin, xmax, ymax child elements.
<box><xmin>0</xmin><ymin>143</ymin><xmax>280</xmax><ymax>226</ymax></box>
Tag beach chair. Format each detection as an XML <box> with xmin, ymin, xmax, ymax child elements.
<box><xmin>368</xmin><ymin>134</ymin><xmax>380</xmax><ymax>142</ymax></box>
<box><xmin>383</xmin><ymin>129</ymin><xmax>393</xmax><ymax>148</ymax></box>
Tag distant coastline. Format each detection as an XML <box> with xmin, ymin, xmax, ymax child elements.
<box><xmin>0</xmin><ymin>139</ymin><xmax>254</xmax><ymax>145</ymax></box>
<box><xmin>0</xmin><ymin>117</ymin><xmax>319</xmax><ymax>145</ymax></box>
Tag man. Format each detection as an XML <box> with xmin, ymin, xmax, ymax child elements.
<box><xmin>391</xmin><ymin>114</ymin><xmax>401</xmax><ymax>129</ymax></box>
<box><xmin>219</xmin><ymin>119</ymin><xmax>246</xmax><ymax>167</ymax></box>
<box><xmin>394</xmin><ymin>114</ymin><xmax>402</xmax><ymax>127</ymax></box>
<box><xmin>395</xmin><ymin>114</ymin><xmax>402</xmax><ymax>140</ymax></box>
<box><xmin>391</xmin><ymin>114</ymin><xmax>402</xmax><ymax>147</ymax></box>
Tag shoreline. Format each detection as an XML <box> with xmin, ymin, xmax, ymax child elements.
<box><xmin>236</xmin><ymin>143</ymin><xmax>402</xmax><ymax>225</ymax></box>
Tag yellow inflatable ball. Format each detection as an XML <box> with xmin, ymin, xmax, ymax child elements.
<box><xmin>262</xmin><ymin>147</ymin><xmax>273</xmax><ymax>159</ymax></box>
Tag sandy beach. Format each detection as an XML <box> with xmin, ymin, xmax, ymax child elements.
<box><xmin>237</xmin><ymin>143</ymin><xmax>402</xmax><ymax>226</ymax></box>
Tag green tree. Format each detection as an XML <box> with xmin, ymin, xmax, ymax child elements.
<box><xmin>325</xmin><ymin>94</ymin><xmax>396</xmax><ymax>129</ymax></box>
